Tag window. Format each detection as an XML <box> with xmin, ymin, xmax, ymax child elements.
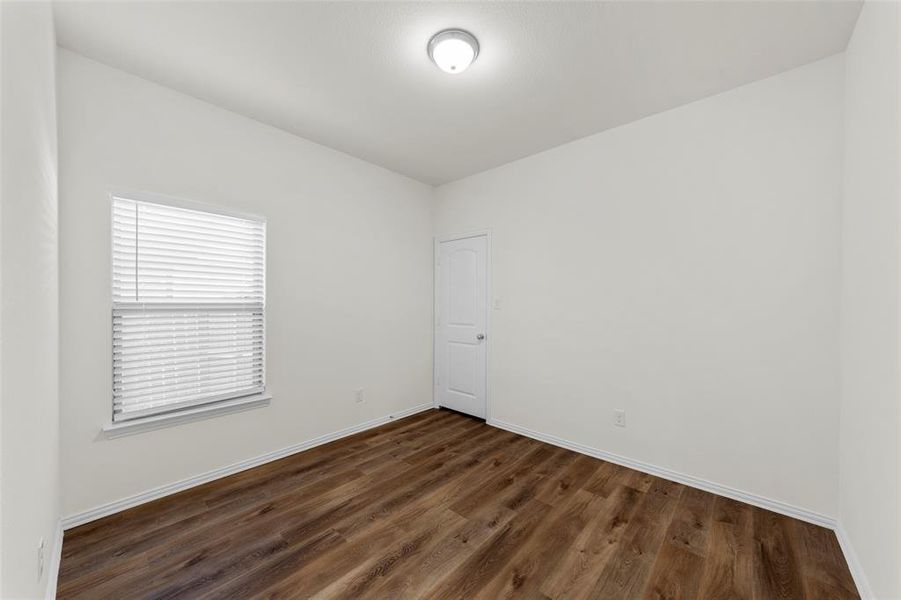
<box><xmin>111</xmin><ymin>194</ymin><xmax>266</xmax><ymax>423</ymax></box>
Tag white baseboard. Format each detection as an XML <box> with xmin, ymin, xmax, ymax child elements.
<box><xmin>834</xmin><ymin>521</ymin><xmax>875</xmax><ymax>600</ymax></box>
<box><xmin>488</xmin><ymin>418</ymin><xmax>877</xmax><ymax>598</ymax></box>
<box><xmin>488</xmin><ymin>418</ymin><xmax>836</xmax><ymax>529</ymax></box>
<box><xmin>45</xmin><ymin>518</ymin><xmax>63</xmax><ymax>600</ymax></box>
<box><xmin>61</xmin><ymin>403</ymin><xmax>434</xmax><ymax>530</ymax></box>
<box><xmin>56</xmin><ymin>405</ymin><xmax>869</xmax><ymax>600</ymax></box>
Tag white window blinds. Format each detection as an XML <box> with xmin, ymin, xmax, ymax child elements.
<box><xmin>112</xmin><ymin>195</ymin><xmax>266</xmax><ymax>422</ymax></box>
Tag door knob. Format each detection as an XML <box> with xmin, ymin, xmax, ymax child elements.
<box><xmin>476</xmin><ymin>333</ymin><xmax>485</xmax><ymax>340</ymax></box>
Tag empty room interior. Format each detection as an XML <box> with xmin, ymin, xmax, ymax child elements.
<box><xmin>2</xmin><ymin>0</ymin><xmax>901</xmax><ymax>598</ymax></box>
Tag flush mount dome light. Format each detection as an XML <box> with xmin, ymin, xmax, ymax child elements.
<box><xmin>428</xmin><ymin>29</ymin><xmax>479</xmax><ymax>74</ymax></box>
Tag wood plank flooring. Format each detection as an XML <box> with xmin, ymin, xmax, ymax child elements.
<box><xmin>58</xmin><ymin>409</ymin><xmax>859</xmax><ymax>599</ymax></box>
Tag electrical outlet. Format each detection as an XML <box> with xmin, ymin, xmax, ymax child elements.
<box><xmin>37</xmin><ymin>538</ymin><xmax>44</xmax><ymax>579</ymax></box>
<box><xmin>614</xmin><ymin>409</ymin><xmax>626</xmax><ymax>428</ymax></box>
<box><xmin>355</xmin><ymin>388</ymin><xmax>364</xmax><ymax>403</ymax></box>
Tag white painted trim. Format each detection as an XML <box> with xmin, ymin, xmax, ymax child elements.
<box><xmin>59</xmin><ymin>405</ymin><xmax>869</xmax><ymax>600</ymax></box>
<box><xmin>433</xmin><ymin>229</ymin><xmax>492</xmax><ymax>421</ymax></box>
<box><xmin>435</xmin><ymin>230</ymin><xmax>493</xmax><ymax>244</ymax></box>
<box><xmin>834</xmin><ymin>521</ymin><xmax>875</xmax><ymax>600</ymax></box>
<box><xmin>107</xmin><ymin>189</ymin><xmax>270</xmax><ymax>430</ymax></box>
<box><xmin>433</xmin><ymin>238</ymin><xmax>439</xmax><ymax>411</ymax></box>
<box><xmin>109</xmin><ymin>188</ymin><xmax>267</xmax><ymax>223</ymax></box>
<box><xmin>100</xmin><ymin>393</ymin><xmax>272</xmax><ymax>439</ymax></box>
<box><xmin>63</xmin><ymin>403</ymin><xmax>433</xmax><ymax>530</ymax></box>
<box><xmin>489</xmin><ymin>422</ymin><xmax>875</xmax><ymax>600</ymax></box>
<box><xmin>488</xmin><ymin>417</ymin><xmax>836</xmax><ymax>529</ymax></box>
<box><xmin>44</xmin><ymin>519</ymin><xmax>63</xmax><ymax>600</ymax></box>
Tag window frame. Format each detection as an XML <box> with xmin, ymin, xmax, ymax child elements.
<box><xmin>103</xmin><ymin>190</ymin><xmax>269</xmax><ymax>437</ymax></box>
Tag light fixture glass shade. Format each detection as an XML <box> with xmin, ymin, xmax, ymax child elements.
<box><xmin>428</xmin><ymin>29</ymin><xmax>479</xmax><ymax>74</ymax></box>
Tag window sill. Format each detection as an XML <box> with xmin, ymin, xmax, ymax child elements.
<box><xmin>100</xmin><ymin>393</ymin><xmax>272</xmax><ymax>439</ymax></box>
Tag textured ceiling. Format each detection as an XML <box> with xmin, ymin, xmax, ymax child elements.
<box><xmin>55</xmin><ymin>1</ymin><xmax>862</xmax><ymax>185</ymax></box>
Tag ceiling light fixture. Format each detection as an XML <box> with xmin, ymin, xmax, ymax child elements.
<box><xmin>428</xmin><ymin>29</ymin><xmax>479</xmax><ymax>74</ymax></box>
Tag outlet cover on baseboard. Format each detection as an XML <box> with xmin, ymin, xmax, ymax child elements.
<box><xmin>614</xmin><ymin>409</ymin><xmax>626</xmax><ymax>427</ymax></box>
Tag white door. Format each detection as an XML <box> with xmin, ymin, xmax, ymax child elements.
<box><xmin>437</xmin><ymin>235</ymin><xmax>488</xmax><ymax>419</ymax></box>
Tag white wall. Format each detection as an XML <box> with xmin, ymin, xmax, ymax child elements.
<box><xmin>57</xmin><ymin>49</ymin><xmax>434</xmax><ymax>517</ymax></box>
<box><xmin>433</xmin><ymin>56</ymin><xmax>844</xmax><ymax>518</ymax></box>
<box><xmin>0</xmin><ymin>1</ymin><xmax>61</xmax><ymax>597</ymax></box>
<box><xmin>50</xmin><ymin>15</ymin><xmax>901</xmax><ymax>598</ymax></box>
<box><xmin>839</xmin><ymin>2</ymin><xmax>901</xmax><ymax>598</ymax></box>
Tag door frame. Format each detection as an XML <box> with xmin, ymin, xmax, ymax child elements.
<box><xmin>433</xmin><ymin>230</ymin><xmax>492</xmax><ymax>421</ymax></box>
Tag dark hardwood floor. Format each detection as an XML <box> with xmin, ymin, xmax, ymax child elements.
<box><xmin>58</xmin><ymin>409</ymin><xmax>858</xmax><ymax>599</ymax></box>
